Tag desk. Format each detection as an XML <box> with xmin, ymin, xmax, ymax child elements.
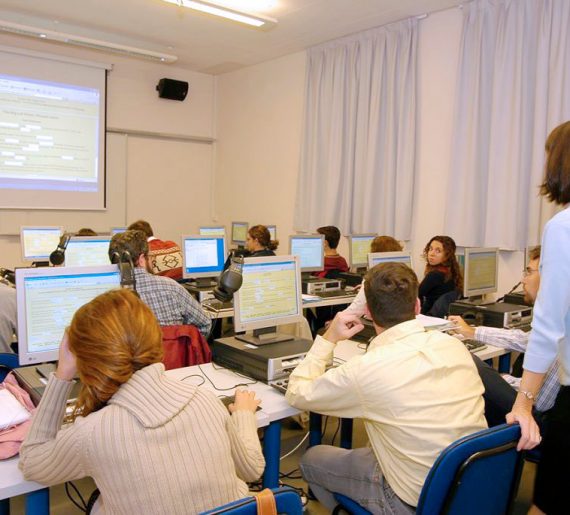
<box><xmin>0</xmin><ymin>459</ymin><xmax>48</xmax><ymax>515</ymax></box>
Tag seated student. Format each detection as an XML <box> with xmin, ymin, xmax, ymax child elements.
<box><xmin>342</xmin><ymin>235</ymin><xmax>403</xmax><ymax>316</ymax></box>
<box><xmin>109</xmin><ymin>230</ymin><xmax>211</xmax><ymax>336</ymax></box>
<box><xmin>286</xmin><ymin>262</ymin><xmax>486</xmax><ymax>513</ymax></box>
<box><xmin>245</xmin><ymin>225</ymin><xmax>278</xmax><ymax>257</ymax></box>
<box><xmin>75</xmin><ymin>228</ymin><xmax>98</xmax><ymax>236</ymax></box>
<box><xmin>419</xmin><ymin>235</ymin><xmax>462</xmax><ymax>315</ymax></box>
<box><xmin>315</xmin><ymin>226</ymin><xmax>349</xmax><ymax>278</ymax></box>
<box><xmin>128</xmin><ymin>220</ymin><xmax>183</xmax><ymax>280</ymax></box>
<box><xmin>449</xmin><ymin>246</ymin><xmax>560</xmax><ymax>427</ymax></box>
<box><xmin>19</xmin><ymin>289</ymin><xmax>264</xmax><ymax>513</ymax></box>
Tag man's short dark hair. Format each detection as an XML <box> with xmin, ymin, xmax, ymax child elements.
<box><xmin>128</xmin><ymin>220</ymin><xmax>153</xmax><ymax>238</ymax></box>
<box><xmin>317</xmin><ymin>226</ymin><xmax>341</xmax><ymax>249</ymax></box>
<box><xmin>109</xmin><ymin>230</ymin><xmax>148</xmax><ymax>265</ymax></box>
<box><xmin>528</xmin><ymin>245</ymin><xmax>541</xmax><ymax>262</ymax></box>
<box><xmin>364</xmin><ymin>262</ymin><xmax>418</xmax><ymax>328</ymax></box>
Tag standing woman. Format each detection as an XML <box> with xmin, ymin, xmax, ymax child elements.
<box><xmin>245</xmin><ymin>225</ymin><xmax>278</xmax><ymax>257</ymax></box>
<box><xmin>507</xmin><ymin>121</ymin><xmax>570</xmax><ymax>515</ymax></box>
<box><xmin>419</xmin><ymin>236</ymin><xmax>463</xmax><ymax>314</ymax></box>
<box><xmin>19</xmin><ymin>289</ymin><xmax>265</xmax><ymax>514</ymax></box>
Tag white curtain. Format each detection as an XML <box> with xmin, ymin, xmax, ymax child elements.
<box><xmin>294</xmin><ymin>18</ymin><xmax>418</xmax><ymax>239</ymax></box>
<box><xmin>444</xmin><ymin>0</ymin><xmax>570</xmax><ymax>249</ymax></box>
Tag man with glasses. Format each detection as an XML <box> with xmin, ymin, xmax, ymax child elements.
<box><xmin>449</xmin><ymin>246</ymin><xmax>560</xmax><ymax>427</ymax></box>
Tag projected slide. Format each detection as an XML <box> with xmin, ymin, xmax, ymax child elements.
<box><xmin>0</xmin><ymin>74</ymin><xmax>100</xmax><ymax>192</ymax></box>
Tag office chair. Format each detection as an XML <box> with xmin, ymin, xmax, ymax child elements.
<box><xmin>332</xmin><ymin>423</ymin><xmax>523</xmax><ymax>515</ymax></box>
<box><xmin>200</xmin><ymin>487</ymin><xmax>303</xmax><ymax>514</ymax></box>
<box><xmin>0</xmin><ymin>352</ymin><xmax>19</xmax><ymax>382</ymax></box>
<box><xmin>427</xmin><ymin>289</ymin><xmax>461</xmax><ymax>318</ymax></box>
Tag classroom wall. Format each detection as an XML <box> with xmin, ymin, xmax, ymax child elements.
<box><xmin>0</xmin><ymin>33</ymin><xmax>216</xmax><ymax>268</ymax></box>
<box><xmin>214</xmin><ymin>7</ymin><xmax>524</xmax><ymax>297</ymax></box>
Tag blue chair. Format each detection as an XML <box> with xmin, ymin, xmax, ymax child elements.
<box><xmin>0</xmin><ymin>352</ymin><xmax>19</xmax><ymax>382</ymax></box>
<box><xmin>200</xmin><ymin>487</ymin><xmax>303</xmax><ymax>514</ymax></box>
<box><xmin>333</xmin><ymin>424</ymin><xmax>523</xmax><ymax>515</ymax></box>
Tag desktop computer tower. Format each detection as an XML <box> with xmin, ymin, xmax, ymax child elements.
<box><xmin>448</xmin><ymin>301</ymin><xmax>532</xmax><ymax>330</ymax></box>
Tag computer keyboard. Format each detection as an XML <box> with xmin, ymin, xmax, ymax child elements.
<box><xmin>462</xmin><ymin>338</ymin><xmax>487</xmax><ymax>353</ymax></box>
<box><xmin>203</xmin><ymin>299</ymin><xmax>233</xmax><ymax>311</ymax></box>
<box><xmin>316</xmin><ymin>290</ymin><xmax>353</xmax><ymax>299</ymax></box>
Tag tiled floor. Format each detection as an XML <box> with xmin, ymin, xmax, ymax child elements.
<box><xmin>8</xmin><ymin>416</ymin><xmax>536</xmax><ymax>514</ymax></box>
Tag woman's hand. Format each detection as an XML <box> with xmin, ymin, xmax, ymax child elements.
<box><xmin>55</xmin><ymin>332</ymin><xmax>77</xmax><ymax>381</ymax></box>
<box><xmin>229</xmin><ymin>390</ymin><xmax>261</xmax><ymax>413</ymax></box>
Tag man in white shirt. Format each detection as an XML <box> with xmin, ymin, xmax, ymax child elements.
<box><xmin>286</xmin><ymin>262</ymin><xmax>486</xmax><ymax>514</ymax></box>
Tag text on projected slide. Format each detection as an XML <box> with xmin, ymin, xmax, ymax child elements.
<box><xmin>239</xmin><ymin>262</ymin><xmax>299</xmax><ymax>322</ymax></box>
<box><xmin>24</xmin><ymin>273</ymin><xmax>119</xmax><ymax>353</ymax></box>
<box><xmin>0</xmin><ymin>74</ymin><xmax>100</xmax><ymax>192</ymax></box>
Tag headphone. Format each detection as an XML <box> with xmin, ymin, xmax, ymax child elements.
<box><xmin>49</xmin><ymin>233</ymin><xmax>71</xmax><ymax>265</ymax></box>
<box><xmin>213</xmin><ymin>254</ymin><xmax>244</xmax><ymax>302</ymax></box>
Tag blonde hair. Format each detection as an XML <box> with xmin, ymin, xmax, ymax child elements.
<box><xmin>68</xmin><ymin>289</ymin><xmax>163</xmax><ymax>418</ymax></box>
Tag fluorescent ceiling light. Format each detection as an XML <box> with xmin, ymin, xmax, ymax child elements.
<box><xmin>0</xmin><ymin>20</ymin><xmax>178</xmax><ymax>63</ymax></box>
<box><xmin>163</xmin><ymin>0</ymin><xmax>277</xmax><ymax>28</ymax></box>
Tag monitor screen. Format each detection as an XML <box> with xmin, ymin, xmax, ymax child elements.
<box><xmin>289</xmin><ymin>235</ymin><xmax>324</xmax><ymax>272</ymax></box>
<box><xmin>182</xmin><ymin>235</ymin><xmax>226</xmax><ymax>279</ymax></box>
<box><xmin>266</xmin><ymin>225</ymin><xmax>277</xmax><ymax>240</ymax></box>
<box><xmin>348</xmin><ymin>234</ymin><xmax>376</xmax><ymax>268</ymax></box>
<box><xmin>368</xmin><ymin>251</ymin><xmax>413</xmax><ymax>269</ymax></box>
<box><xmin>16</xmin><ymin>265</ymin><xmax>121</xmax><ymax>365</ymax></box>
<box><xmin>464</xmin><ymin>247</ymin><xmax>499</xmax><ymax>297</ymax></box>
<box><xmin>111</xmin><ymin>227</ymin><xmax>127</xmax><ymax>235</ymax></box>
<box><xmin>231</xmin><ymin>222</ymin><xmax>249</xmax><ymax>245</ymax></box>
<box><xmin>65</xmin><ymin>236</ymin><xmax>112</xmax><ymax>267</ymax></box>
<box><xmin>20</xmin><ymin>226</ymin><xmax>63</xmax><ymax>262</ymax></box>
<box><xmin>233</xmin><ymin>255</ymin><xmax>303</xmax><ymax>332</ymax></box>
<box><xmin>199</xmin><ymin>226</ymin><xmax>226</xmax><ymax>237</ymax></box>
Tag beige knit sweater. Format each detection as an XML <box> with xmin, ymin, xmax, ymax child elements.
<box><xmin>19</xmin><ymin>363</ymin><xmax>265</xmax><ymax>514</ymax></box>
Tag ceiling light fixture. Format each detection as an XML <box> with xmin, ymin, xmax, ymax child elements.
<box><xmin>0</xmin><ymin>20</ymin><xmax>178</xmax><ymax>63</ymax></box>
<box><xmin>162</xmin><ymin>0</ymin><xmax>277</xmax><ymax>29</ymax></box>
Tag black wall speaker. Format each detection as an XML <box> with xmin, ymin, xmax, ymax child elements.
<box><xmin>156</xmin><ymin>78</ymin><xmax>189</xmax><ymax>101</ymax></box>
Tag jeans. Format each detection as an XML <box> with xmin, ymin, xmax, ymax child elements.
<box><xmin>300</xmin><ymin>446</ymin><xmax>415</xmax><ymax>514</ymax></box>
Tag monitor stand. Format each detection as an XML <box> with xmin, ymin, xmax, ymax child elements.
<box><xmin>460</xmin><ymin>295</ymin><xmax>493</xmax><ymax>306</ymax></box>
<box><xmin>31</xmin><ymin>261</ymin><xmax>50</xmax><ymax>267</ymax></box>
<box><xmin>235</xmin><ymin>326</ymin><xmax>294</xmax><ymax>346</ymax></box>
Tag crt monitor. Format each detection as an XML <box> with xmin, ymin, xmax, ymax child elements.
<box><xmin>16</xmin><ymin>265</ymin><xmax>121</xmax><ymax>366</ymax></box>
<box><xmin>266</xmin><ymin>225</ymin><xmax>277</xmax><ymax>240</ymax></box>
<box><xmin>348</xmin><ymin>234</ymin><xmax>376</xmax><ymax>268</ymax></box>
<box><xmin>110</xmin><ymin>227</ymin><xmax>127</xmax><ymax>235</ymax></box>
<box><xmin>20</xmin><ymin>226</ymin><xmax>63</xmax><ymax>262</ymax></box>
<box><xmin>289</xmin><ymin>235</ymin><xmax>324</xmax><ymax>273</ymax></box>
<box><xmin>231</xmin><ymin>221</ymin><xmax>249</xmax><ymax>246</ymax></box>
<box><xmin>368</xmin><ymin>251</ymin><xmax>413</xmax><ymax>269</ymax></box>
<box><xmin>64</xmin><ymin>236</ymin><xmax>112</xmax><ymax>267</ymax></box>
<box><xmin>234</xmin><ymin>255</ymin><xmax>303</xmax><ymax>345</ymax></box>
<box><xmin>463</xmin><ymin>247</ymin><xmax>499</xmax><ymax>298</ymax></box>
<box><xmin>182</xmin><ymin>235</ymin><xmax>226</xmax><ymax>284</ymax></box>
<box><xmin>199</xmin><ymin>226</ymin><xmax>226</xmax><ymax>237</ymax></box>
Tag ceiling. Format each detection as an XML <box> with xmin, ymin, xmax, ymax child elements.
<box><xmin>0</xmin><ymin>0</ymin><xmax>463</xmax><ymax>74</ymax></box>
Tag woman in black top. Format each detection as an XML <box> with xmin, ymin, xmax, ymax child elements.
<box><xmin>245</xmin><ymin>225</ymin><xmax>278</xmax><ymax>257</ymax></box>
<box><xmin>419</xmin><ymin>235</ymin><xmax>463</xmax><ymax>315</ymax></box>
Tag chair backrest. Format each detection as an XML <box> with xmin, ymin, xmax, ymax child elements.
<box><xmin>161</xmin><ymin>324</ymin><xmax>212</xmax><ymax>370</ymax></box>
<box><xmin>0</xmin><ymin>352</ymin><xmax>19</xmax><ymax>382</ymax></box>
<box><xmin>427</xmin><ymin>289</ymin><xmax>461</xmax><ymax>318</ymax></box>
<box><xmin>200</xmin><ymin>487</ymin><xmax>303</xmax><ymax>514</ymax></box>
<box><xmin>417</xmin><ymin>423</ymin><xmax>523</xmax><ymax>515</ymax></box>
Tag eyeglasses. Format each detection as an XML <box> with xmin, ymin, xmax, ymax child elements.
<box><xmin>522</xmin><ymin>267</ymin><xmax>539</xmax><ymax>277</ymax></box>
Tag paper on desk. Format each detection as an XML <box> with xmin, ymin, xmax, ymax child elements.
<box><xmin>302</xmin><ymin>293</ymin><xmax>322</xmax><ymax>302</ymax></box>
<box><xmin>416</xmin><ymin>314</ymin><xmax>456</xmax><ymax>331</ymax></box>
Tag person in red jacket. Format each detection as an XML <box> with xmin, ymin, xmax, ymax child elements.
<box><xmin>128</xmin><ymin>220</ymin><xmax>182</xmax><ymax>280</ymax></box>
<box><xmin>316</xmin><ymin>226</ymin><xmax>349</xmax><ymax>278</ymax></box>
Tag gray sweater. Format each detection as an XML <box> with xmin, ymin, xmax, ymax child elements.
<box><xmin>19</xmin><ymin>363</ymin><xmax>265</xmax><ymax>514</ymax></box>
